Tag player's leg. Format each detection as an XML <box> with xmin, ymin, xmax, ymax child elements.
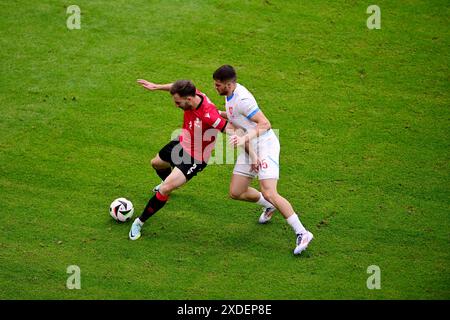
<box><xmin>259</xmin><ymin>178</ymin><xmax>313</xmax><ymax>255</ymax></box>
<box><xmin>229</xmin><ymin>174</ymin><xmax>258</xmax><ymax>202</ymax></box>
<box><xmin>158</xmin><ymin>167</ymin><xmax>187</xmax><ymax>196</ymax></box>
<box><xmin>150</xmin><ymin>154</ymin><xmax>171</xmax><ymax>192</ymax></box>
<box><xmin>229</xmin><ymin>173</ymin><xmax>276</xmax><ymax>222</ymax></box>
<box><xmin>151</xmin><ymin>154</ymin><xmax>171</xmax><ymax>174</ymax></box>
<box><xmin>151</xmin><ymin>140</ymin><xmax>179</xmax><ymax>192</ymax></box>
<box><xmin>129</xmin><ymin>167</ymin><xmax>187</xmax><ymax>240</ymax></box>
<box><xmin>259</xmin><ymin>179</ymin><xmax>295</xmax><ymax>220</ymax></box>
<box><xmin>231</xmin><ymin>152</ymin><xmax>275</xmax><ymax>213</ymax></box>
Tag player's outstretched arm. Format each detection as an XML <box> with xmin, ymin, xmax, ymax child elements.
<box><xmin>137</xmin><ymin>79</ymin><xmax>173</xmax><ymax>91</ymax></box>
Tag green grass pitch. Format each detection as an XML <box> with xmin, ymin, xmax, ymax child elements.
<box><xmin>0</xmin><ymin>0</ymin><xmax>449</xmax><ymax>299</ymax></box>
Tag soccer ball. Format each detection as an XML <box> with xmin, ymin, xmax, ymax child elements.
<box><xmin>109</xmin><ymin>198</ymin><xmax>134</xmax><ymax>222</ymax></box>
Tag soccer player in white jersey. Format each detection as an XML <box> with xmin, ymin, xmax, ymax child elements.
<box><xmin>212</xmin><ymin>65</ymin><xmax>313</xmax><ymax>255</ymax></box>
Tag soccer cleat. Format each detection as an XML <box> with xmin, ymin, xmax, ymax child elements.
<box><xmin>294</xmin><ymin>231</ymin><xmax>314</xmax><ymax>255</ymax></box>
<box><xmin>129</xmin><ymin>218</ymin><xmax>143</xmax><ymax>240</ymax></box>
<box><xmin>258</xmin><ymin>206</ymin><xmax>276</xmax><ymax>224</ymax></box>
<box><xmin>152</xmin><ymin>182</ymin><xmax>163</xmax><ymax>193</ymax></box>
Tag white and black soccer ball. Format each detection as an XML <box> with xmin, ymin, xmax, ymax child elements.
<box><xmin>109</xmin><ymin>198</ymin><xmax>134</xmax><ymax>222</ymax></box>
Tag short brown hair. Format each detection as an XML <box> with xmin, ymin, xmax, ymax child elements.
<box><xmin>170</xmin><ymin>80</ymin><xmax>196</xmax><ymax>97</ymax></box>
<box><xmin>213</xmin><ymin>65</ymin><xmax>237</xmax><ymax>82</ymax></box>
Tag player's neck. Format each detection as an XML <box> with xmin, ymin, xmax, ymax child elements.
<box><xmin>191</xmin><ymin>95</ymin><xmax>202</xmax><ymax>110</ymax></box>
<box><xmin>227</xmin><ymin>82</ymin><xmax>237</xmax><ymax>98</ymax></box>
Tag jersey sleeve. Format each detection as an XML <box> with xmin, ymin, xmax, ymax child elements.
<box><xmin>203</xmin><ymin>105</ymin><xmax>228</xmax><ymax>132</ymax></box>
<box><xmin>237</xmin><ymin>96</ymin><xmax>260</xmax><ymax>119</ymax></box>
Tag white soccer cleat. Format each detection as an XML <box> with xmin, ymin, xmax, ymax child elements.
<box><xmin>129</xmin><ymin>218</ymin><xmax>143</xmax><ymax>240</ymax></box>
<box><xmin>294</xmin><ymin>231</ymin><xmax>314</xmax><ymax>255</ymax></box>
<box><xmin>258</xmin><ymin>206</ymin><xmax>276</xmax><ymax>224</ymax></box>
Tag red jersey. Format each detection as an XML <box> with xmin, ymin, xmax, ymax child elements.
<box><xmin>179</xmin><ymin>90</ymin><xmax>227</xmax><ymax>162</ymax></box>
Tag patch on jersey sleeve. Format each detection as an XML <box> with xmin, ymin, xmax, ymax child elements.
<box><xmin>212</xmin><ymin>118</ymin><xmax>221</xmax><ymax>128</ymax></box>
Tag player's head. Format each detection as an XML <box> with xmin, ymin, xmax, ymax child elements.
<box><xmin>170</xmin><ymin>80</ymin><xmax>197</xmax><ymax>110</ymax></box>
<box><xmin>213</xmin><ymin>65</ymin><xmax>237</xmax><ymax>96</ymax></box>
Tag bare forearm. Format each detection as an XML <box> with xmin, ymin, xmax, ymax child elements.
<box><xmin>155</xmin><ymin>83</ymin><xmax>173</xmax><ymax>91</ymax></box>
<box><xmin>244</xmin><ymin>141</ymin><xmax>260</xmax><ymax>174</ymax></box>
<box><xmin>137</xmin><ymin>79</ymin><xmax>173</xmax><ymax>92</ymax></box>
<box><xmin>244</xmin><ymin>141</ymin><xmax>253</xmax><ymax>155</ymax></box>
<box><xmin>241</xmin><ymin>111</ymin><xmax>272</xmax><ymax>143</ymax></box>
<box><xmin>244</xmin><ymin>122</ymin><xmax>271</xmax><ymax>142</ymax></box>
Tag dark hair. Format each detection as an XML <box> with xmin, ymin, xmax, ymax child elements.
<box><xmin>170</xmin><ymin>80</ymin><xmax>196</xmax><ymax>97</ymax></box>
<box><xmin>213</xmin><ymin>65</ymin><xmax>237</xmax><ymax>82</ymax></box>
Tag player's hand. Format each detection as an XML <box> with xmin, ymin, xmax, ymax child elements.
<box><xmin>229</xmin><ymin>134</ymin><xmax>245</xmax><ymax>147</ymax></box>
<box><xmin>137</xmin><ymin>79</ymin><xmax>160</xmax><ymax>91</ymax></box>
<box><xmin>251</xmin><ymin>158</ymin><xmax>261</xmax><ymax>173</ymax></box>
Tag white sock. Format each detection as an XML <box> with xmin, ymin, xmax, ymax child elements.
<box><xmin>256</xmin><ymin>193</ymin><xmax>273</xmax><ymax>208</ymax></box>
<box><xmin>136</xmin><ymin>217</ymin><xmax>144</xmax><ymax>226</ymax></box>
<box><xmin>286</xmin><ymin>213</ymin><xmax>306</xmax><ymax>235</ymax></box>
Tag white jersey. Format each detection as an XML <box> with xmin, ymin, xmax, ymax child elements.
<box><xmin>225</xmin><ymin>83</ymin><xmax>259</xmax><ymax>132</ymax></box>
<box><xmin>225</xmin><ymin>83</ymin><xmax>280</xmax><ymax>180</ymax></box>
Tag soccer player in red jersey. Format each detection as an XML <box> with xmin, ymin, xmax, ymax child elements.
<box><xmin>129</xmin><ymin>79</ymin><xmax>228</xmax><ymax>240</ymax></box>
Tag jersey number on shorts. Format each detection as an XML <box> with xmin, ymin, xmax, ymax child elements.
<box><xmin>259</xmin><ymin>160</ymin><xmax>268</xmax><ymax>170</ymax></box>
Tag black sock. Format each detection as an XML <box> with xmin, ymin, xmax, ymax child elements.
<box><xmin>139</xmin><ymin>192</ymin><xmax>169</xmax><ymax>222</ymax></box>
<box><xmin>156</xmin><ymin>168</ymin><xmax>172</xmax><ymax>181</ymax></box>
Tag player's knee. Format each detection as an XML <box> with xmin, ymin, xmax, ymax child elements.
<box><xmin>150</xmin><ymin>157</ymin><xmax>158</xmax><ymax>168</ymax></box>
<box><xmin>262</xmin><ymin>190</ymin><xmax>277</xmax><ymax>204</ymax></box>
<box><xmin>151</xmin><ymin>157</ymin><xmax>163</xmax><ymax>169</ymax></box>
<box><xmin>229</xmin><ymin>189</ymin><xmax>242</xmax><ymax>200</ymax></box>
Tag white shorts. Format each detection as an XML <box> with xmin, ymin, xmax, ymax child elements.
<box><xmin>233</xmin><ymin>129</ymin><xmax>280</xmax><ymax>180</ymax></box>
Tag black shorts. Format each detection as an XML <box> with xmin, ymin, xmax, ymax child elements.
<box><xmin>158</xmin><ymin>139</ymin><xmax>207</xmax><ymax>181</ymax></box>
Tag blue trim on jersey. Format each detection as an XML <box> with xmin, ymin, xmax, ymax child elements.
<box><xmin>246</xmin><ymin>107</ymin><xmax>260</xmax><ymax>119</ymax></box>
<box><xmin>226</xmin><ymin>93</ymin><xmax>234</xmax><ymax>102</ymax></box>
